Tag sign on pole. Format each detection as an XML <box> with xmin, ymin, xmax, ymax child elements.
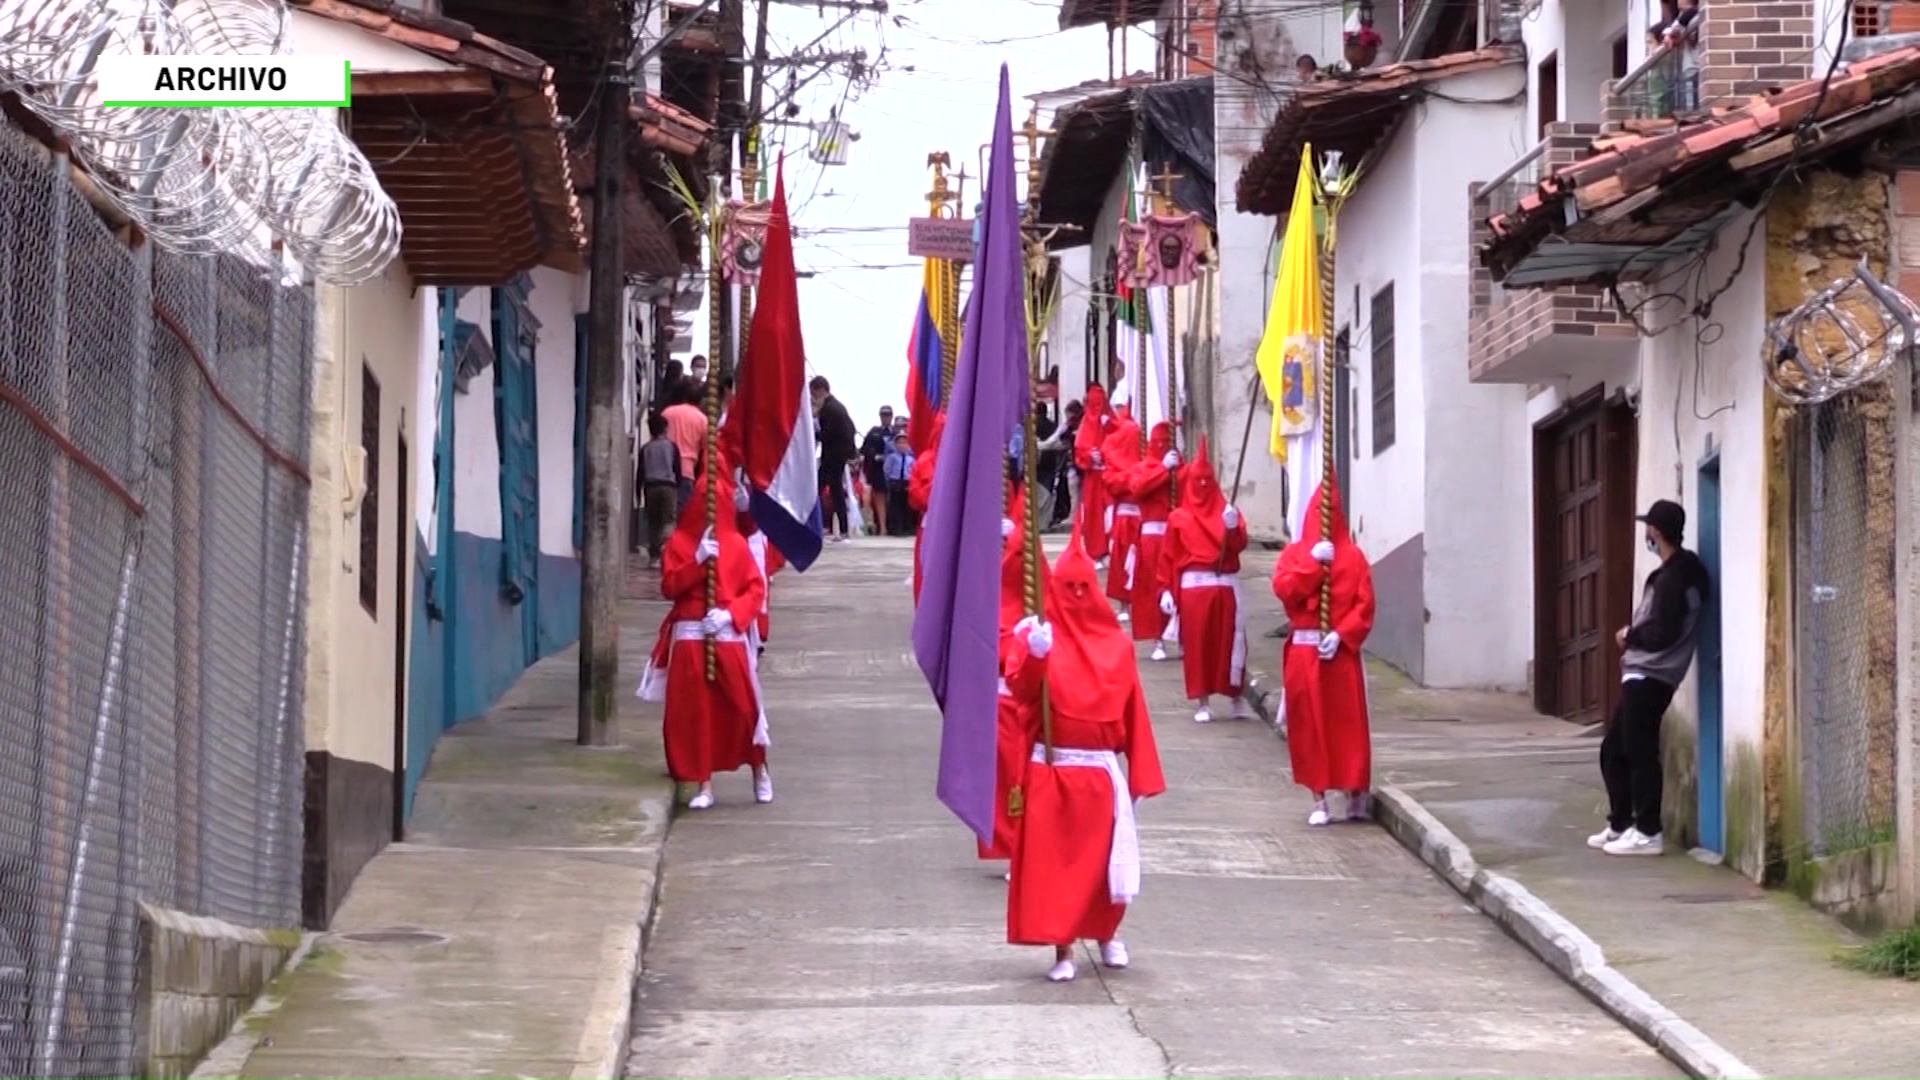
<box><xmin>908</xmin><ymin>217</ymin><xmax>975</xmax><ymax>263</ymax></box>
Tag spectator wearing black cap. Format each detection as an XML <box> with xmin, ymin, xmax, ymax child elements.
<box><xmin>1591</xmin><ymin>498</ymin><xmax>1712</xmax><ymax>858</ymax></box>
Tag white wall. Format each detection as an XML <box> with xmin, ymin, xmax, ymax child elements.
<box><xmin>1630</xmin><ymin>217</ymin><xmax>1770</xmax><ymax>766</ymax></box>
<box><xmin>1522</xmin><ymin>0</ymin><xmax>1631</xmax><ymax>131</ymax></box>
<box><xmin>528</xmin><ymin>267</ymin><xmax>581</xmax><ymax>557</ymax></box>
<box><xmin>1331</xmin><ymin>63</ymin><xmax>1533</xmax><ymax>689</ymax></box>
<box><xmin>415</xmin><ymin>289</ymin><xmax>439</xmax><ymax>543</ymax></box>
<box><xmin>453</xmin><ymin>288</ymin><xmax>505</xmax><ymax>541</ymax></box>
<box><xmin>1048</xmin><ymin>246</ymin><xmax>1093</xmax><ymax>402</ymax></box>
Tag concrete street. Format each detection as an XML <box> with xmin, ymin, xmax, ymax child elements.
<box><xmin>624</xmin><ymin>538</ymin><xmax>1679</xmax><ymax>1079</ymax></box>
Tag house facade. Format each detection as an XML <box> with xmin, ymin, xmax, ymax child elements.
<box><xmin>1477</xmin><ymin>0</ymin><xmax>1920</xmax><ymax>924</ymax></box>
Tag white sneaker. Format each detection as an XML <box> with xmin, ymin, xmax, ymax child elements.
<box><xmin>1193</xmin><ymin>705</ymin><xmax>1213</xmax><ymax>723</ymax></box>
<box><xmin>1231</xmin><ymin>698</ymin><xmax>1255</xmax><ymax>721</ymax></box>
<box><xmin>1308</xmin><ymin>803</ymin><xmax>1331</xmax><ymax>827</ymax></box>
<box><xmin>1346</xmin><ymin>792</ymin><xmax>1370</xmax><ymax>821</ymax></box>
<box><xmin>1047</xmin><ymin>958</ymin><xmax>1077</xmax><ymax>982</ymax></box>
<box><xmin>1586</xmin><ymin>826</ymin><xmax>1623</xmax><ymax>849</ymax></box>
<box><xmin>1150</xmin><ymin>643</ymin><xmax>1168</xmax><ymax>662</ymax></box>
<box><xmin>1100</xmin><ymin>940</ymin><xmax>1130</xmax><ymax>969</ymax></box>
<box><xmin>1117</xmin><ymin>610</ymin><xmax>1131</xmax><ymax>624</ymax></box>
<box><xmin>687</xmin><ymin>788</ymin><xmax>714</xmax><ymax>811</ymax></box>
<box><xmin>1004</xmin><ymin>871</ymin><xmax>1012</xmax><ymax>883</ymax></box>
<box><xmin>753</xmin><ymin>767</ymin><xmax>774</xmax><ymax>804</ymax></box>
<box><xmin>1603</xmin><ymin>828</ymin><xmax>1664</xmax><ymax>856</ymax></box>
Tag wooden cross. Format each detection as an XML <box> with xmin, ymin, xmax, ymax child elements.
<box><xmin>1019</xmin><ymin>106</ymin><xmax>1057</xmax><ymax>223</ymax></box>
<box><xmin>1148</xmin><ymin>165</ymin><xmax>1183</xmax><ymax>215</ymax></box>
<box><xmin>950</xmin><ymin>164</ymin><xmax>972</xmax><ymax>210</ymax></box>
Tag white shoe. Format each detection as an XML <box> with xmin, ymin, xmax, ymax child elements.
<box><xmin>1587</xmin><ymin>826</ymin><xmax>1623</xmax><ymax>849</ymax></box>
<box><xmin>1231</xmin><ymin>698</ymin><xmax>1255</xmax><ymax>721</ymax></box>
<box><xmin>1193</xmin><ymin>705</ymin><xmax>1213</xmax><ymax>723</ymax></box>
<box><xmin>1047</xmin><ymin>958</ymin><xmax>1077</xmax><ymax>982</ymax></box>
<box><xmin>1117</xmin><ymin>610</ymin><xmax>1131</xmax><ymax>624</ymax></box>
<box><xmin>753</xmin><ymin>767</ymin><xmax>774</xmax><ymax>804</ymax></box>
<box><xmin>1308</xmin><ymin>803</ymin><xmax>1331</xmax><ymax>827</ymax></box>
<box><xmin>1100</xmin><ymin>940</ymin><xmax>1130</xmax><ymax>969</ymax></box>
<box><xmin>1603</xmin><ymin>828</ymin><xmax>1664</xmax><ymax>856</ymax></box>
<box><xmin>1004</xmin><ymin>871</ymin><xmax>1012</xmax><ymax>883</ymax></box>
<box><xmin>1150</xmin><ymin>643</ymin><xmax>1168</xmax><ymax>662</ymax></box>
<box><xmin>687</xmin><ymin>788</ymin><xmax>714</xmax><ymax>811</ymax></box>
<box><xmin>1346</xmin><ymin>792</ymin><xmax>1370</xmax><ymax>821</ymax></box>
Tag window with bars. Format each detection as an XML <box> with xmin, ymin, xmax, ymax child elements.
<box><xmin>360</xmin><ymin>362</ymin><xmax>381</xmax><ymax>616</ymax></box>
<box><xmin>1370</xmin><ymin>284</ymin><xmax>1396</xmax><ymax>454</ymax></box>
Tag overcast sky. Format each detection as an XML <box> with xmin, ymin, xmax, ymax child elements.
<box><xmin>692</xmin><ymin>0</ymin><xmax>1130</xmax><ymax>427</ymax></box>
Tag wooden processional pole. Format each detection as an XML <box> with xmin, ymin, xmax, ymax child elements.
<box><xmin>1019</xmin><ymin>105</ymin><xmax>1054</xmax><ymax>764</ymax></box>
<box><xmin>1315</xmin><ymin>153</ymin><xmax>1348</xmax><ymax>636</ymax></box>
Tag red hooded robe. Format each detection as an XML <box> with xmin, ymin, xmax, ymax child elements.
<box><xmin>1159</xmin><ymin>437</ymin><xmax>1249</xmax><ymax>699</ymax></box>
<box><xmin>1271</xmin><ymin>485</ymin><xmax>1375</xmax><ymax>795</ymax></box>
<box><xmin>1116</xmin><ymin>421</ymin><xmax>1180</xmax><ymax>641</ymax></box>
<box><xmin>909</xmin><ymin>414</ymin><xmax>945</xmax><ymax>604</ymax></box>
<box><xmin>1072</xmin><ymin>387</ymin><xmax>1114</xmax><ymax>560</ymax></box>
<box><xmin>1099</xmin><ymin>406</ymin><xmax>1144</xmax><ymax>605</ymax></box>
<box><xmin>979</xmin><ymin>484</ymin><xmax>1051</xmax><ymax>863</ymax></box>
<box><xmin>1004</xmin><ymin>536</ymin><xmax>1165</xmax><ymax>947</ymax></box>
<box><xmin>638</xmin><ymin>470</ymin><xmax>769</xmax><ymax>783</ymax></box>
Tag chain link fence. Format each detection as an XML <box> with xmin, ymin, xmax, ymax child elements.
<box><xmin>0</xmin><ymin>121</ymin><xmax>310</xmax><ymax>1078</ymax></box>
<box><xmin>1793</xmin><ymin>383</ymin><xmax>1899</xmax><ymax>861</ymax></box>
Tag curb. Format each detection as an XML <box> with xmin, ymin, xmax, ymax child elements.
<box><xmin>1241</xmin><ymin>672</ymin><xmax>1761</xmax><ymax>1080</ymax></box>
<box><xmin>591</xmin><ymin>783</ymin><xmax>678</xmax><ymax>1080</ymax></box>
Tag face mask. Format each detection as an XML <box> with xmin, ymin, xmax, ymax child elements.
<box><xmin>1646</xmin><ymin>538</ymin><xmax>1659</xmax><ymax>555</ymax></box>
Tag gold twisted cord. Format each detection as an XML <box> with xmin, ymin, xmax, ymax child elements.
<box><xmin>704</xmin><ymin>194</ymin><xmax>725</xmax><ymax>682</ymax></box>
<box><xmin>1317</xmin><ymin>198</ymin><xmax>1340</xmax><ymax>636</ymax></box>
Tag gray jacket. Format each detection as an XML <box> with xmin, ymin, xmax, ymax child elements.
<box><xmin>1620</xmin><ymin>549</ymin><xmax>1712</xmax><ymax>687</ymax></box>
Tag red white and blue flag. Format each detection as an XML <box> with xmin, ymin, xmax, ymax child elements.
<box><xmin>721</xmin><ymin>157</ymin><xmax>823</xmax><ymax>570</ymax></box>
<box><xmin>904</xmin><ymin>252</ymin><xmax>949</xmax><ymax>455</ymax></box>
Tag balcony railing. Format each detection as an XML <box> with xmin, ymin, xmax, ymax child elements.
<box><xmin>1606</xmin><ymin>43</ymin><xmax>1700</xmax><ymax>124</ymax></box>
<box><xmin>1478</xmin><ymin>139</ymin><xmax>1546</xmax><ymax>229</ymax></box>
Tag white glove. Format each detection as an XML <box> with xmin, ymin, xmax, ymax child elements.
<box><xmin>1223</xmin><ymin>505</ymin><xmax>1240</xmax><ymax>529</ymax></box>
<box><xmin>1317</xmin><ymin>630</ymin><xmax>1341</xmax><ymax>661</ymax></box>
<box><xmin>1159</xmin><ymin>591</ymin><xmax>1176</xmax><ymax>617</ymax></box>
<box><xmin>695</xmin><ymin>529</ymin><xmax>720</xmax><ymax>565</ymax></box>
<box><xmin>732</xmin><ymin>486</ymin><xmax>750</xmax><ymax>512</ymax></box>
<box><xmin>1311</xmin><ymin>540</ymin><xmax>1335</xmax><ymax>564</ymax></box>
<box><xmin>1001</xmin><ymin>517</ymin><xmax>1014</xmax><ymax>538</ymax></box>
<box><xmin>702</xmin><ymin>607</ymin><xmax>732</xmax><ymax>636</ymax></box>
<box><xmin>1091</xmin><ymin>450</ymin><xmax>1105</xmax><ymax>469</ymax></box>
<box><xmin>1014</xmin><ymin>614</ymin><xmax>1042</xmax><ymax>640</ymax></box>
<box><xmin>1026</xmin><ymin>620</ymin><xmax>1054</xmax><ymax>659</ymax></box>
<box><xmin>1162</xmin><ymin>451</ymin><xmax>1180</xmax><ymax>470</ymax></box>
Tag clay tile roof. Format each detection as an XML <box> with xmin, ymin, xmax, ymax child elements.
<box><xmin>1482</xmin><ymin>44</ymin><xmax>1920</xmax><ymax>283</ymax></box>
<box><xmin>632</xmin><ymin>94</ymin><xmax>714</xmax><ymax>157</ymax></box>
<box><xmin>1234</xmin><ymin>46</ymin><xmax>1524</xmax><ymax>216</ymax></box>
<box><xmin>288</xmin><ymin>0</ymin><xmax>549</xmax><ymax>84</ymax></box>
<box><xmin>291</xmin><ymin>0</ymin><xmax>588</xmax><ymax>285</ymax></box>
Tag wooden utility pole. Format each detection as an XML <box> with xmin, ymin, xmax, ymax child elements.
<box><xmin>578</xmin><ymin>0</ymin><xmax>635</xmax><ymax>745</ymax></box>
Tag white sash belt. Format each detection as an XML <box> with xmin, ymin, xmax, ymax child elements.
<box><xmin>1139</xmin><ymin>521</ymin><xmax>1167</xmax><ymax>537</ymax></box>
<box><xmin>1180</xmin><ymin>570</ymin><xmax>1233</xmax><ymax>589</ymax></box>
<box><xmin>1291</xmin><ymin>628</ymin><xmax>1324</xmax><ymax>647</ymax></box>
<box><xmin>1115</xmin><ymin>503</ymin><xmax>1141</xmax><ymax>518</ymax></box>
<box><xmin>1029</xmin><ymin>744</ymin><xmax>1140</xmax><ymax>904</ymax></box>
<box><xmin>658</xmin><ymin>618</ymin><xmax>769</xmax><ymax>746</ymax></box>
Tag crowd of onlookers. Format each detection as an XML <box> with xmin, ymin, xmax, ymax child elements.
<box><xmin>634</xmin><ymin>355</ymin><xmax>1092</xmax><ymax>562</ymax></box>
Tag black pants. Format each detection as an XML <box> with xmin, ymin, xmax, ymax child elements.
<box><xmin>1600</xmin><ymin>677</ymin><xmax>1677</xmax><ymax>837</ymax></box>
<box><xmin>819</xmin><ymin>461</ymin><xmax>850</xmax><ymax>536</ymax></box>
<box><xmin>887</xmin><ymin>486</ymin><xmax>914</xmax><ymax>536</ymax></box>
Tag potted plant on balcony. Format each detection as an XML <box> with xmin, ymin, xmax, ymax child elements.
<box><xmin>1343</xmin><ymin>19</ymin><xmax>1382</xmax><ymax>70</ymax></box>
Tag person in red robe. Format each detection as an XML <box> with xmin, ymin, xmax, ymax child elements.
<box><xmin>1118</xmin><ymin>421</ymin><xmax>1181</xmax><ymax>655</ymax></box>
<box><xmin>909</xmin><ymin>414</ymin><xmax>944</xmax><ymax>602</ymax></box>
<box><xmin>979</xmin><ymin>483</ymin><xmax>1050</xmax><ymax>870</ymax></box>
<box><xmin>637</xmin><ymin>469</ymin><xmax>772</xmax><ymax>810</ymax></box>
<box><xmin>1271</xmin><ymin>484</ymin><xmax>1376</xmax><ymax>825</ymax></box>
<box><xmin>1157</xmin><ymin>436</ymin><xmax>1253</xmax><ymax>723</ymax></box>
<box><xmin>1099</xmin><ymin>405</ymin><xmax>1144</xmax><ymax>617</ymax></box>
<box><xmin>1004</xmin><ymin>536</ymin><xmax>1166</xmax><ymax>983</ymax></box>
<box><xmin>1072</xmin><ymin>386</ymin><xmax>1114</xmax><ymax>562</ymax></box>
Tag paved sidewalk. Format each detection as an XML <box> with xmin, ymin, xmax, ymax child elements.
<box><xmin>194</xmin><ymin>597</ymin><xmax>675</xmax><ymax>1080</ymax></box>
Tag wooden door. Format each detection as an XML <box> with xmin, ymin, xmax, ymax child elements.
<box><xmin>1533</xmin><ymin>392</ymin><xmax>1638</xmax><ymax>723</ymax></box>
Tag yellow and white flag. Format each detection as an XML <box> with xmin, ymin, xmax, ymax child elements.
<box><xmin>1252</xmin><ymin>146</ymin><xmax>1323</xmax><ymax>465</ymax></box>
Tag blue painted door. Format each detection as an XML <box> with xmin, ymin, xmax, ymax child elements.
<box><xmin>493</xmin><ymin>280</ymin><xmax>542</xmax><ymax>664</ymax></box>
<box><xmin>1697</xmin><ymin>456</ymin><xmax>1724</xmax><ymax>854</ymax></box>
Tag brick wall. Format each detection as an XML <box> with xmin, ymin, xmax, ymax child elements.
<box><xmin>1896</xmin><ymin>168</ymin><xmax>1920</xmax><ymax>299</ymax></box>
<box><xmin>1468</xmin><ymin>123</ymin><xmax>1637</xmax><ymax>383</ymax></box>
<box><xmin>1698</xmin><ymin>0</ymin><xmax>1817</xmax><ymax>105</ymax></box>
<box><xmin>135</xmin><ymin>904</ymin><xmax>301</xmax><ymax>1079</ymax></box>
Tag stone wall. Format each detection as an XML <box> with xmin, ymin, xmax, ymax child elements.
<box><xmin>136</xmin><ymin>904</ymin><xmax>300</xmax><ymax>1079</ymax></box>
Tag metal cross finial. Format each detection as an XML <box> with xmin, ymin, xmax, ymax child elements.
<box><xmin>926</xmin><ymin>151</ymin><xmax>955</xmax><ymax>214</ymax></box>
